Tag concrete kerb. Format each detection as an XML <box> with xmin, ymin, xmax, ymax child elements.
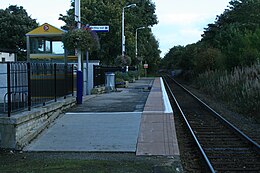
<box><xmin>137</xmin><ymin>77</ymin><xmax>178</xmax><ymax>156</ymax></box>
<box><xmin>0</xmin><ymin>96</ymin><xmax>77</xmax><ymax>150</ymax></box>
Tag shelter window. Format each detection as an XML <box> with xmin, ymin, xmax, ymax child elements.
<box><xmin>30</xmin><ymin>38</ymin><xmax>64</xmax><ymax>55</ymax></box>
<box><xmin>52</xmin><ymin>41</ymin><xmax>64</xmax><ymax>54</ymax></box>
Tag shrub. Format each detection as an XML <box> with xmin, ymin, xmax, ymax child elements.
<box><xmin>115</xmin><ymin>55</ymin><xmax>131</xmax><ymax>66</ymax></box>
<box><xmin>195</xmin><ymin>61</ymin><xmax>260</xmax><ymax>119</ymax></box>
<box><xmin>115</xmin><ymin>71</ymin><xmax>130</xmax><ymax>82</ymax></box>
<box><xmin>62</xmin><ymin>29</ymin><xmax>99</xmax><ymax>51</ymax></box>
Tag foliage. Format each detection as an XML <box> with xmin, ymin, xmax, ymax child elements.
<box><xmin>161</xmin><ymin>45</ymin><xmax>195</xmax><ymax>71</ymax></box>
<box><xmin>63</xmin><ymin>29</ymin><xmax>99</xmax><ymax>51</ymax></box>
<box><xmin>160</xmin><ymin>0</ymin><xmax>260</xmax><ymax>119</ymax></box>
<box><xmin>128</xmin><ymin>70</ymin><xmax>139</xmax><ymax>78</ymax></box>
<box><xmin>195</xmin><ymin>61</ymin><xmax>260</xmax><ymax>118</ymax></box>
<box><xmin>115</xmin><ymin>71</ymin><xmax>130</xmax><ymax>81</ymax></box>
<box><xmin>0</xmin><ymin>5</ymin><xmax>38</xmax><ymax>60</ymax></box>
<box><xmin>60</xmin><ymin>0</ymin><xmax>160</xmax><ymax>71</ymax></box>
<box><xmin>114</xmin><ymin>55</ymin><xmax>132</xmax><ymax>66</ymax></box>
<box><xmin>161</xmin><ymin>0</ymin><xmax>260</xmax><ymax>73</ymax></box>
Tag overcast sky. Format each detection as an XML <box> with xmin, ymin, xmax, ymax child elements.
<box><xmin>0</xmin><ymin>0</ymin><xmax>230</xmax><ymax>57</ymax></box>
<box><xmin>152</xmin><ymin>0</ymin><xmax>230</xmax><ymax>56</ymax></box>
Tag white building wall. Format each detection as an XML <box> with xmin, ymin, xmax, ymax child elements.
<box><xmin>0</xmin><ymin>52</ymin><xmax>15</xmax><ymax>62</ymax></box>
<box><xmin>83</xmin><ymin>60</ymin><xmax>100</xmax><ymax>95</ymax></box>
<box><xmin>0</xmin><ymin>64</ymin><xmax>7</xmax><ymax>103</ymax></box>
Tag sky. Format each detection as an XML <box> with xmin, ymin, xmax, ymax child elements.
<box><xmin>0</xmin><ymin>0</ymin><xmax>230</xmax><ymax>57</ymax></box>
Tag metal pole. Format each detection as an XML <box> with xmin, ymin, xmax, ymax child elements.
<box><xmin>122</xmin><ymin>4</ymin><xmax>136</xmax><ymax>57</ymax></box>
<box><xmin>54</xmin><ymin>63</ymin><xmax>57</xmax><ymax>102</ymax></box>
<box><xmin>122</xmin><ymin>7</ymin><xmax>125</xmax><ymax>57</ymax></box>
<box><xmin>135</xmin><ymin>29</ymin><xmax>138</xmax><ymax>60</ymax></box>
<box><xmin>75</xmin><ymin>0</ymin><xmax>83</xmax><ymax>104</ymax></box>
<box><xmin>145</xmin><ymin>61</ymin><xmax>147</xmax><ymax>77</ymax></box>
<box><xmin>135</xmin><ymin>27</ymin><xmax>145</xmax><ymax>61</ymax></box>
<box><xmin>26</xmin><ymin>36</ymin><xmax>30</xmax><ymax>62</ymax></box>
<box><xmin>7</xmin><ymin>62</ymin><xmax>11</xmax><ymax>117</ymax></box>
<box><xmin>85</xmin><ymin>50</ymin><xmax>89</xmax><ymax>95</ymax></box>
<box><xmin>71</xmin><ymin>64</ymin><xmax>74</xmax><ymax>96</ymax></box>
<box><xmin>27</xmin><ymin>62</ymin><xmax>31</xmax><ymax>111</ymax></box>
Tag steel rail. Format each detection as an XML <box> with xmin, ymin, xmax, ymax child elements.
<box><xmin>169</xmin><ymin>75</ymin><xmax>260</xmax><ymax>152</ymax></box>
<box><xmin>162</xmin><ymin>76</ymin><xmax>216</xmax><ymax>173</ymax></box>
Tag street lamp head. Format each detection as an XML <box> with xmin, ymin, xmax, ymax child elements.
<box><xmin>139</xmin><ymin>26</ymin><xmax>146</xmax><ymax>30</ymax></box>
<box><xmin>126</xmin><ymin>4</ymin><xmax>137</xmax><ymax>8</ymax></box>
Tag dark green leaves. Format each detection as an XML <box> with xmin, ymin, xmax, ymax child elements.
<box><xmin>0</xmin><ymin>5</ymin><xmax>38</xmax><ymax>59</ymax></box>
<box><xmin>63</xmin><ymin>29</ymin><xmax>100</xmax><ymax>51</ymax></box>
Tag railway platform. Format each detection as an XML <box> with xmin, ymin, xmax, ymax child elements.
<box><xmin>24</xmin><ymin>77</ymin><xmax>180</xmax><ymax>156</ymax></box>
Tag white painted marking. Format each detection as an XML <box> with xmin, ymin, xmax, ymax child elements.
<box><xmin>66</xmin><ymin>112</ymin><xmax>142</xmax><ymax>115</ymax></box>
<box><xmin>160</xmin><ymin>77</ymin><xmax>173</xmax><ymax>113</ymax></box>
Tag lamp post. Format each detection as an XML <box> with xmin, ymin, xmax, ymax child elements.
<box><xmin>122</xmin><ymin>4</ymin><xmax>136</xmax><ymax>57</ymax></box>
<box><xmin>135</xmin><ymin>27</ymin><xmax>145</xmax><ymax>61</ymax></box>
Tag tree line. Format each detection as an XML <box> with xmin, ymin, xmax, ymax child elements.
<box><xmin>160</xmin><ymin>0</ymin><xmax>260</xmax><ymax>75</ymax></box>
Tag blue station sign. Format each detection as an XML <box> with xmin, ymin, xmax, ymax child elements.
<box><xmin>89</xmin><ymin>25</ymin><xmax>109</xmax><ymax>32</ymax></box>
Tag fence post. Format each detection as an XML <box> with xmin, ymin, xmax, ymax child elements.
<box><xmin>64</xmin><ymin>64</ymin><xmax>67</xmax><ymax>99</ymax></box>
<box><xmin>7</xmin><ymin>62</ymin><xmax>11</xmax><ymax>117</ymax></box>
<box><xmin>27</xmin><ymin>62</ymin><xmax>31</xmax><ymax>111</ymax></box>
<box><xmin>54</xmin><ymin>63</ymin><xmax>57</xmax><ymax>102</ymax></box>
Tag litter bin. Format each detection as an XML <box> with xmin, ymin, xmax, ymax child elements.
<box><xmin>105</xmin><ymin>72</ymin><xmax>115</xmax><ymax>92</ymax></box>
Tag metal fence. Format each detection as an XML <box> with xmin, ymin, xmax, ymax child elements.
<box><xmin>93</xmin><ymin>66</ymin><xmax>137</xmax><ymax>87</ymax></box>
<box><xmin>0</xmin><ymin>62</ymin><xmax>74</xmax><ymax>117</ymax></box>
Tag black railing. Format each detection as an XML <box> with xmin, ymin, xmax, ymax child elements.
<box><xmin>0</xmin><ymin>62</ymin><xmax>74</xmax><ymax>117</ymax></box>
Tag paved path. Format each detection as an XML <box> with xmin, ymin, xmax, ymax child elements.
<box><xmin>24</xmin><ymin>112</ymin><xmax>141</xmax><ymax>152</ymax></box>
<box><xmin>24</xmin><ymin>78</ymin><xmax>153</xmax><ymax>152</ymax></box>
<box><xmin>24</xmin><ymin>77</ymin><xmax>180</xmax><ymax>156</ymax></box>
<box><xmin>69</xmin><ymin>78</ymin><xmax>152</xmax><ymax>112</ymax></box>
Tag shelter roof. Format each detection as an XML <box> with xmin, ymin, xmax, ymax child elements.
<box><xmin>26</xmin><ymin>23</ymin><xmax>65</xmax><ymax>37</ymax></box>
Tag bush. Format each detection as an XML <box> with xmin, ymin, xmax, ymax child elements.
<box><xmin>115</xmin><ymin>55</ymin><xmax>131</xmax><ymax>66</ymax></box>
<box><xmin>62</xmin><ymin>29</ymin><xmax>99</xmax><ymax>51</ymax></box>
<box><xmin>128</xmin><ymin>71</ymin><xmax>138</xmax><ymax>79</ymax></box>
<box><xmin>115</xmin><ymin>71</ymin><xmax>129</xmax><ymax>82</ymax></box>
<box><xmin>195</xmin><ymin>61</ymin><xmax>260</xmax><ymax>119</ymax></box>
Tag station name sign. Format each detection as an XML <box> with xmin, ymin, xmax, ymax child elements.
<box><xmin>89</xmin><ymin>25</ymin><xmax>109</xmax><ymax>32</ymax></box>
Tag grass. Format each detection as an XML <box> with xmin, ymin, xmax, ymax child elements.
<box><xmin>0</xmin><ymin>152</ymin><xmax>181</xmax><ymax>173</ymax></box>
<box><xmin>195</xmin><ymin>61</ymin><xmax>260</xmax><ymax>120</ymax></box>
<box><xmin>0</xmin><ymin>156</ymin><xmax>154</xmax><ymax>173</ymax></box>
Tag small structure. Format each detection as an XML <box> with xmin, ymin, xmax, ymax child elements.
<box><xmin>26</xmin><ymin>23</ymin><xmax>99</xmax><ymax>95</ymax></box>
<box><xmin>26</xmin><ymin>23</ymin><xmax>76</xmax><ymax>62</ymax></box>
<box><xmin>0</xmin><ymin>51</ymin><xmax>16</xmax><ymax>62</ymax></box>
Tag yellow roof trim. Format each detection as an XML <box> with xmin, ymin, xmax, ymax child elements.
<box><xmin>26</xmin><ymin>23</ymin><xmax>65</xmax><ymax>36</ymax></box>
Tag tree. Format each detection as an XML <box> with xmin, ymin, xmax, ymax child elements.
<box><xmin>0</xmin><ymin>5</ymin><xmax>38</xmax><ymax>60</ymax></box>
<box><xmin>63</xmin><ymin>29</ymin><xmax>100</xmax><ymax>52</ymax></box>
<box><xmin>163</xmin><ymin>0</ymin><xmax>260</xmax><ymax>75</ymax></box>
<box><xmin>60</xmin><ymin>0</ymin><xmax>159</xmax><ymax>69</ymax></box>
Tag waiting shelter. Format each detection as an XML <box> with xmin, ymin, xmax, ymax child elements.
<box><xmin>26</xmin><ymin>23</ymin><xmax>76</xmax><ymax>62</ymax></box>
<box><xmin>26</xmin><ymin>23</ymin><xmax>100</xmax><ymax>95</ymax></box>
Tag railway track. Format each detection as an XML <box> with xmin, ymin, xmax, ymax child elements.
<box><xmin>163</xmin><ymin>75</ymin><xmax>260</xmax><ymax>172</ymax></box>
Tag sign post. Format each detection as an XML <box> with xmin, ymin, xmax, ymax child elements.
<box><xmin>144</xmin><ymin>63</ymin><xmax>148</xmax><ymax>77</ymax></box>
<box><xmin>84</xmin><ymin>25</ymin><xmax>109</xmax><ymax>95</ymax></box>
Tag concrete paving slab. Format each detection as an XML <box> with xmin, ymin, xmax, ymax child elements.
<box><xmin>69</xmin><ymin>78</ymin><xmax>154</xmax><ymax>112</ymax></box>
<box><xmin>24</xmin><ymin>112</ymin><xmax>142</xmax><ymax>152</ymax></box>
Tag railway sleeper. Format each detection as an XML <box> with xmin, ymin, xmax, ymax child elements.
<box><xmin>214</xmin><ymin>167</ymin><xmax>260</xmax><ymax>172</ymax></box>
<box><xmin>204</xmin><ymin>147</ymin><xmax>250</xmax><ymax>151</ymax></box>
